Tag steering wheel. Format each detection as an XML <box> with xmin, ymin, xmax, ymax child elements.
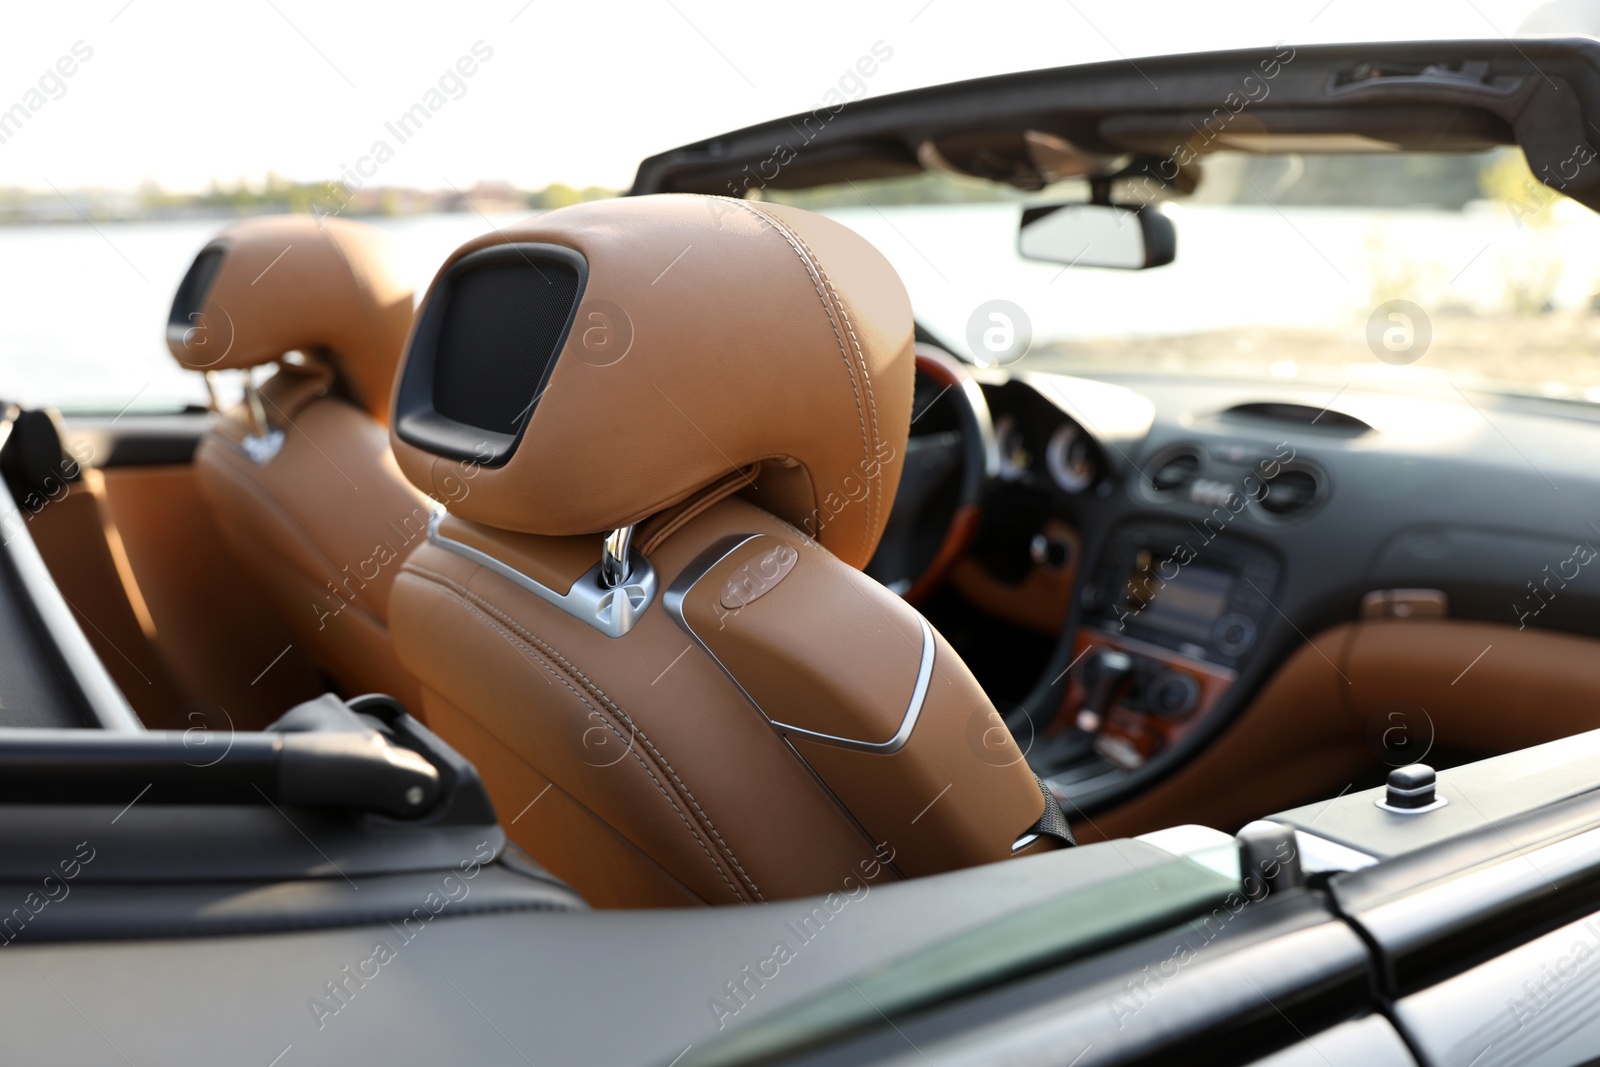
<box><xmin>866</xmin><ymin>343</ymin><xmax>997</xmax><ymax>603</ymax></box>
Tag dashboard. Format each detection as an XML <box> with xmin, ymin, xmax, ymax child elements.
<box><xmin>938</xmin><ymin>367</ymin><xmax>1600</xmax><ymax>812</ymax></box>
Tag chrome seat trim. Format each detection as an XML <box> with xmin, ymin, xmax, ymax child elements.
<box><xmin>599</xmin><ymin>524</ymin><xmax>636</xmax><ymax>589</ymax></box>
<box><xmin>426</xmin><ymin>510</ymin><xmax>655</xmax><ymax>638</ymax></box>
<box><xmin>664</xmin><ymin>535</ymin><xmax>936</xmax><ymax>754</ymax></box>
<box><xmin>240</xmin><ymin>428</ymin><xmax>285</xmax><ymax>464</ymax></box>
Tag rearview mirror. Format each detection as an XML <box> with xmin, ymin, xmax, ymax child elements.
<box><xmin>1018</xmin><ymin>203</ymin><xmax>1176</xmax><ymax>270</ymax></box>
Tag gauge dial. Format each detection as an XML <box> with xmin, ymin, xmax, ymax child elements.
<box><xmin>1046</xmin><ymin>423</ymin><xmax>1096</xmax><ymax>493</ymax></box>
<box><xmin>994</xmin><ymin>414</ymin><xmax>1029</xmax><ymax>480</ymax></box>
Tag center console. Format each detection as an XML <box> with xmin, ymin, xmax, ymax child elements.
<box><xmin>1081</xmin><ymin>522</ymin><xmax>1281</xmax><ymax>667</ymax></box>
<box><xmin>1051</xmin><ymin>521</ymin><xmax>1281</xmax><ymax>778</ymax></box>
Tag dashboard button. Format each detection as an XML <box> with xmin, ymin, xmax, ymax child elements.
<box><xmin>1213</xmin><ymin>613</ymin><xmax>1257</xmax><ymax>655</ymax></box>
<box><xmin>1148</xmin><ymin>671</ymin><xmax>1201</xmax><ymax>717</ymax></box>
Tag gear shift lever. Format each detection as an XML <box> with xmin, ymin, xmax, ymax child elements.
<box><xmin>1076</xmin><ymin>649</ymin><xmax>1133</xmax><ymax>734</ymax></box>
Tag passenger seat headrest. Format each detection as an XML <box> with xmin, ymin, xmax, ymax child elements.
<box><xmin>388</xmin><ymin>193</ymin><xmax>915</xmax><ymax>569</ymax></box>
<box><xmin>166</xmin><ymin>216</ymin><xmax>414</xmax><ymax>423</ymax></box>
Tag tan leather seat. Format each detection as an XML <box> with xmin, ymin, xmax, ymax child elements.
<box><xmin>167</xmin><ymin>216</ymin><xmax>429</xmax><ymax>712</ymax></box>
<box><xmin>385</xmin><ymin>195</ymin><xmax>1069</xmax><ymax>908</ymax></box>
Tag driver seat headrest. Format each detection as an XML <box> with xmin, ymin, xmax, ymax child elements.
<box><xmin>388</xmin><ymin>193</ymin><xmax>915</xmax><ymax>569</ymax></box>
<box><xmin>166</xmin><ymin>215</ymin><xmax>414</xmax><ymax>424</ymax></box>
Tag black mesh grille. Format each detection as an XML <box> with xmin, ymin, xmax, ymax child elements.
<box><xmin>168</xmin><ymin>247</ymin><xmax>225</xmax><ymax>326</ymax></box>
<box><xmin>431</xmin><ymin>259</ymin><xmax>581</xmax><ymax>436</ymax></box>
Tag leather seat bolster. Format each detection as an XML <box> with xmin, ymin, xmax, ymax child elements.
<box><xmin>393</xmin><ymin>559</ymin><xmax>760</xmax><ymax>904</ymax></box>
<box><xmin>417</xmin><ymin>691</ymin><xmax>708</xmax><ymax>908</ymax></box>
<box><xmin>674</xmin><ymin>522</ymin><xmax>1051</xmax><ymax>877</ymax></box>
<box><xmin>193</xmin><ymin>396</ymin><xmax>430</xmax><ymax>709</ymax></box>
<box><xmin>198</xmin><ymin>397</ymin><xmax>430</xmax><ymax>621</ymax></box>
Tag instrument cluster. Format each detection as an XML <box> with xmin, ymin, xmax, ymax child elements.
<box><xmin>993</xmin><ymin>410</ymin><xmax>1101</xmax><ymax>495</ymax></box>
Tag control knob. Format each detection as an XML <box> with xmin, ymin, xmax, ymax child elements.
<box><xmin>1147</xmin><ymin>671</ymin><xmax>1201</xmax><ymax>718</ymax></box>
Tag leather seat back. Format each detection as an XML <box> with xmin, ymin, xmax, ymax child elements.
<box><xmin>168</xmin><ymin>216</ymin><xmax>430</xmax><ymax>710</ymax></box>
<box><xmin>385</xmin><ymin>195</ymin><xmax>1062</xmax><ymax>907</ymax></box>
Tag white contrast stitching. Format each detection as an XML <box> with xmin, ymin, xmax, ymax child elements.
<box><xmin>736</xmin><ymin>201</ymin><xmax>879</xmax><ymax>562</ymax></box>
<box><xmin>401</xmin><ymin>564</ymin><xmax>761</xmax><ymax>903</ymax></box>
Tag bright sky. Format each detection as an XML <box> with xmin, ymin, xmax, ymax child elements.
<box><xmin>0</xmin><ymin>0</ymin><xmax>1583</xmax><ymax>193</ymax></box>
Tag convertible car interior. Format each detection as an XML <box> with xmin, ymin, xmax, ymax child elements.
<box><xmin>11</xmin><ymin>34</ymin><xmax>1600</xmax><ymax>1067</ymax></box>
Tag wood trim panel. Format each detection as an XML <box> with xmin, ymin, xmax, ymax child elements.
<box><xmin>1059</xmin><ymin>628</ymin><xmax>1236</xmax><ymax>769</ymax></box>
<box><xmin>1081</xmin><ymin>618</ymin><xmax>1600</xmax><ymax>841</ymax></box>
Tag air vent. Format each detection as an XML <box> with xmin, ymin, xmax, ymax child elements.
<box><xmin>1147</xmin><ymin>448</ymin><xmax>1201</xmax><ymax>493</ymax></box>
<box><xmin>1223</xmin><ymin>402</ymin><xmax>1371</xmax><ymax>436</ymax></box>
<box><xmin>1259</xmin><ymin>467</ymin><xmax>1321</xmax><ymax>517</ymax></box>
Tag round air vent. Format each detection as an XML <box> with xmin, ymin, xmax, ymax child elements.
<box><xmin>1259</xmin><ymin>467</ymin><xmax>1321</xmax><ymax>517</ymax></box>
<box><xmin>1147</xmin><ymin>448</ymin><xmax>1201</xmax><ymax>494</ymax></box>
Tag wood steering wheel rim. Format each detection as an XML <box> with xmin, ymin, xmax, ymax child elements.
<box><xmin>903</xmin><ymin>344</ymin><xmax>996</xmax><ymax>605</ymax></box>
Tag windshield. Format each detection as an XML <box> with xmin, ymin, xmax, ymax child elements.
<box><xmin>763</xmin><ymin>149</ymin><xmax>1600</xmax><ymax>404</ymax></box>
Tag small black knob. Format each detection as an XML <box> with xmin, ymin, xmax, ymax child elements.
<box><xmin>1384</xmin><ymin>763</ymin><xmax>1439</xmax><ymax>810</ymax></box>
<box><xmin>1212</xmin><ymin>613</ymin><xmax>1257</xmax><ymax>655</ymax></box>
<box><xmin>1148</xmin><ymin>671</ymin><xmax>1200</xmax><ymax>717</ymax></box>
